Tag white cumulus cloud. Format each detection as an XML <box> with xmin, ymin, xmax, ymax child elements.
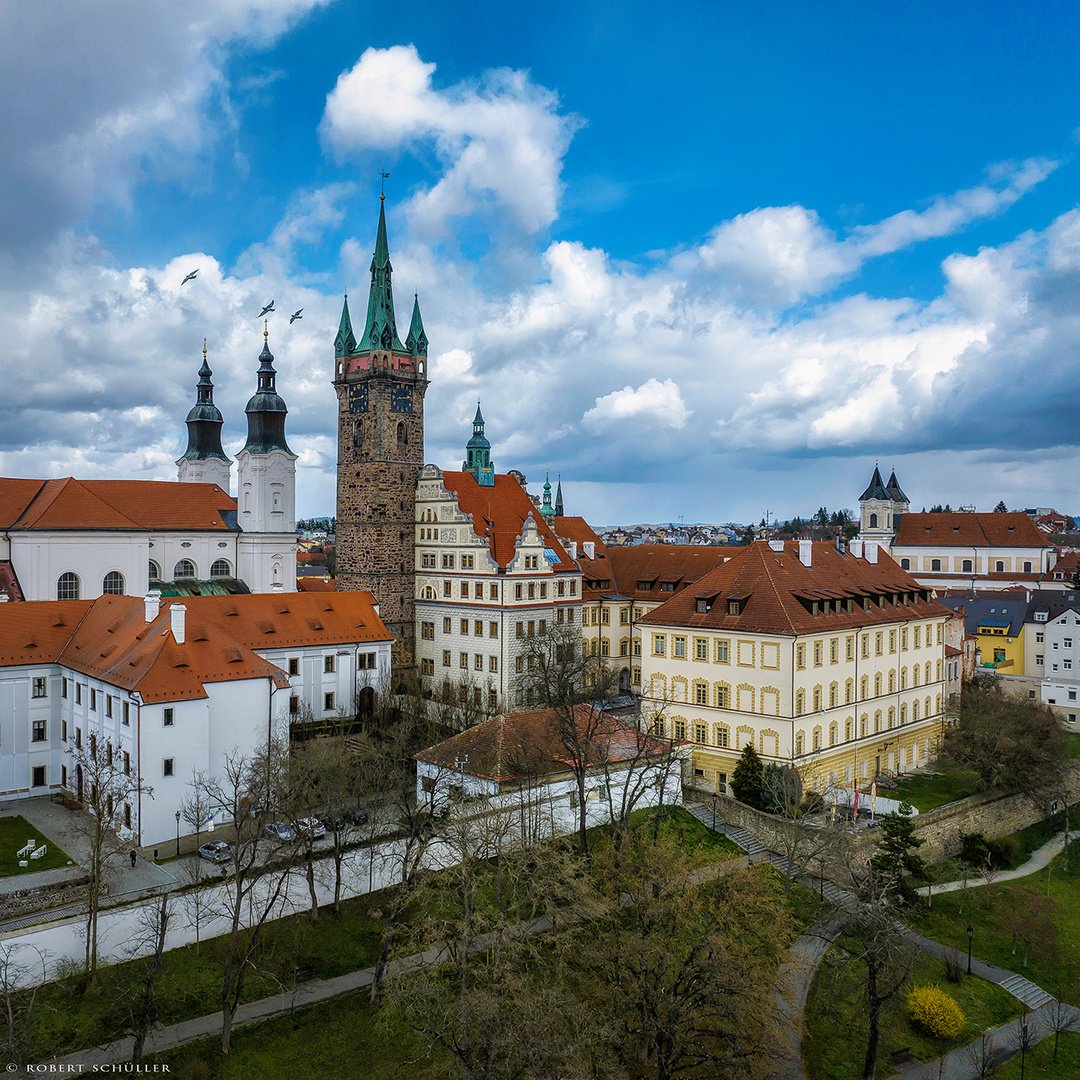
<box><xmin>583</xmin><ymin>379</ymin><xmax>692</xmax><ymax>431</ymax></box>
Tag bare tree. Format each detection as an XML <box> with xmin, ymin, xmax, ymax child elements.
<box><xmin>965</xmin><ymin>1030</ymin><xmax>1000</xmax><ymax>1078</ymax></box>
<box><xmin>70</xmin><ymin>734</ymin><xmax>150</xmax><ymax>989</ymax></box>
<box><xmin>516</xmin><ymin>625</ymin><xmax>620</xmax><ymax>859</ymax></box>
<box><xmin>127</xmin><ymin>891</ymin><xmax>173</xmax><ymax>1066</ymax></box>
<box><xmin>1011</xmin><ymin>1014</ymin><xmax>1037</xmax><ymax>1080</ymax></box>
<box><xmin>0</xmin><ymin>943</ymin><xmax>48</xmax><ymax>1070</ymax></box>
<box><xmin>1046</xmin><ymin>996</ymin><xmax>1079</xmax><ymax>1062</ymax></box>
<box><xmin>179</xmin><ymin>769</ymin><xmax>213</xmax><ymax>854</ymax></box>
<box><xmin>193</xmin><ymin>744</ymin><xmax>293</xmax><ymax>1053</ymax></box>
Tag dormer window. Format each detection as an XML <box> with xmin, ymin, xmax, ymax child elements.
<box><xmin>728</xmin><ymin>601</ymin><xmax>740</xmax><ymax>616</ymax></box>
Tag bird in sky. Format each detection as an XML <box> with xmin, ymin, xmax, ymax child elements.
<box><xmin>181</xmin><ymin>268</ymin><xmax>199</xmax><ymax>286</ymax></box>
<box><xmin>290</xmin><ymin>309</ymin><xmax>303</xmax><ymax>324</ymax></box>
<box><xmin>258</xmin><ymin>300</ymin><xmax>275</xmax><ymax>318</ymax></box>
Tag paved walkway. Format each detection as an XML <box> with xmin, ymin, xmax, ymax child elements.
<box><xmin>918</xmin><ymin>830</ymin><xmax>1068</xmax><ymax>898</ymax></box>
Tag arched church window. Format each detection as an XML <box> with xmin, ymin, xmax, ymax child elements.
<box><xmin>397</xmin><ymin>422</ymin><xmax>408</xmax><ymax>448</ymax></box>
<box><xmin>352</xmin><ymin>419</ymin><xmax>362</xmax><ymax>448</ymax></box>
<box><xmin>148</xmin><ymin>561</ymin><xmax>161</xmax><ymax>581</ymax></box>
<box><xmin>57</xmin><ymin>572</ymin><xmax>80</xmax><ymax>600</ymax></box>
<box><xmin>173</xmin><ymin>559</ymin><xmax>197</xmax><ymax>578</ymax></box>
<box><xmin>210</xmin><ymin>559</ymin><xmax>231</xmax><ymax>578</ymax></box>
<box><xmin>102</xmin><ymin>571</ymin><xmax>125</xmax><ymax>595</ymax></box>
<box><xmin>869</xmin><ymin>513</ymin><xmax>878</xmax><ymax>528</ymax></box>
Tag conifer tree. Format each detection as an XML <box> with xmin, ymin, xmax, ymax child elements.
<box><xmin>731</xmin><ymin>743</ymin><xmax>765</xmax><ymax>809</ymax></box>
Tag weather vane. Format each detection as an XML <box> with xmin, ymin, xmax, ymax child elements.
<box><xmin>380</xmin><ymin>171</ymin><xmax>390</xmax><ymax>199</ymax></box>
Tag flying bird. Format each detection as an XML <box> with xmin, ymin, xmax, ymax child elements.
<box><xmin>181</xmin><ymin>268</ymin><xmax>199</xmax><ymax>286</ymax></box>
<box><xmin>258</xmin><ymin>300</ymin><xmax>275</xmax><ymax>318</ymax></box>
<box><xmin>290</xmin><ymin>309</ymin><xmax>303</xmax><ymax>324</ymax></box>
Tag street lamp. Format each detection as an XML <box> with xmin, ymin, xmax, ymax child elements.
<box><xmin>175</xmin><ymin>809</ymin><xmax>181</xmax><ymax>857</ymax></box>
<box><xmin>966</xmin><ymin>924</ymin><xmax>973</xmax><ymax>976</ymax></box>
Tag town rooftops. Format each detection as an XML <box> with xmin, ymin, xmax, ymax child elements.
<box><xmin>0</xmin><ymin>591</ymin><xmax>390</xmax><ymax>704</ymax></box>
<box><xmin>553</xmin><ymin>516</ymin><xmax>612</xmax><ymax>586</ymax></box>
<box><xmin>935</xmin><ymin>592</ymin><xmax>1036</xmax><ymax>638</ymax></box>
<box><xmin>893</xmin><ymin>512</ymin><xmax>1048</xmax><ymax>549</ymax></box>
<box><xmin>438</xmin><ymin>471</ymin><xmax>576</xmax><ymax>571</ymax></box>
<box><xmin>0</xmin><ymin>478</ymin><xmax>238</xmax><ymax>532</ymax></box>
<box><xmin>639</xmin><ymin>540</ymin><xmax>948</xmax><ymax>635</ymax></box>
<box><xmin>414</xmin><ymin>704</ymin><xmax>674</xmax><ymax>784</ymax></box>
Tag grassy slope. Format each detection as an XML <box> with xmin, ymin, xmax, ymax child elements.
<box><xmin>803</xmin><ymin>946</ymin><xmax>1023</xmax><ymax>1079</ymax></box>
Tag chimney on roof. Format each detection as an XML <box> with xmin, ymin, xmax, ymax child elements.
<box><xmin>798</xmin><ymin>540</ymin><xmax>812</xmax><ymax>568</ymax></box>
<box><xmin>0</xmin><ymin>592</ymin><xmax>7</xmax><ymax>603</ymax></box>
<box><xmin>865</xmin><ymin>541</ymin><xmax>879</xmax><ymax>564</ymax></box>
<box><xmin>567</xmin><ymin>541</ymin><xmax>578</xmax><ymax>560</ymax></box>
<box><xmin>145</xmin><ymin>591</ymin><xmax>161</xmax><ymax>623</ymax></box>
<box><xmin>583</xmin><ymin>541</ymin><xmax>595</xmax><ymax>560</ymax></box>
<box><xmin>769</xmin><ymin>539</ymin><xmax>784</xmax><ymax>552</ymax></box>
<box><xmin>170</xmin><ymin>603</ymin><xmax>186</xmax><ymax>645</ymax></box>
<box><xmin>850</xmin><ymin>539</ymin><xmax>864</xmax><ymax>559</ymax></box>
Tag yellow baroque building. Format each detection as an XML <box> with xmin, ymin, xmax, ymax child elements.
<box><xmin>638</xmin><ymin>539</ymin><xmax>951</xmax><ymax>797</ymax></box>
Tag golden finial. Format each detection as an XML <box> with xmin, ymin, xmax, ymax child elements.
<box><xmin>203</xmin><ymin>337</ymin><xmax>207</xmax><ymax>361</ymax></box>
<box><xmin>264</xmin><ymin>319</ymin><xmax>269</xmax><ymax>342</ymax></box>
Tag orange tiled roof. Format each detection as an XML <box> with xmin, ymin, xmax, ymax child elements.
<box><xmin>0</xmin><ymin>478</ymin><xmax>237</xmax><ymax>531</ymax></box>
<box><xmin>0</xmin><ymin>591</ymin><xmax>390</xmax><ymax>704</ymax></box>
<box><xmin>894</xmin><ymin>512</ymin><xmax>1048</xmax><ymax>549</ymax></box>
<box><xmin>553</xmin><ymin>516</ymin><xmax>611</xmax><ymax>585</ymax></box>
<box><xmin>0</xmin><ymin>562</ymin><xmax>24</xmax><ymax>603</ymax></box>
<box><xmin>297</xmin><ymin>577</ymin><xmax>335</xmax><ymax>592</ymax></box>
<box><xmin>608</xmin><ymin>544</ymin><xmax>738</xmax><ymax>602</ymax></box>
<box><xmin>439</xmin><ymin>471</ymin><xmax>575</xmax><ymax>571</ymax></box>
<box><xmin>640</xmin><ymin>540</ymin><xmax>949</xmax><ymax>636</ymax></box>
<box><xmin>414</xmin><ymin>704</ymin><xmax>673</xmax><ymax>783</ymax></box>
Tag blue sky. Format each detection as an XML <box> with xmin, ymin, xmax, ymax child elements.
<box><xmin>2</xmin><ymin>0</ymin><xmax>1079</xmax><ymax>524</ymax></box>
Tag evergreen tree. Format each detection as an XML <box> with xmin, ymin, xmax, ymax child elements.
<box><xmin>731</xmin><ymin>743</ymin><xmax>765</xmax><ymax>809</ymax></box>
<box><xmin>994</xmin><ymin>500</ymin><xmax>1008</xmax><ymax>513</ymax></box>
<box><xmin>869</xmin><ymin>802</ymin><xmax>927</xmax><ymax>906</ymax></box>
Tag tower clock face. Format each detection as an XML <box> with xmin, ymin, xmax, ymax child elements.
<box><xmin>348</xmin><ymin>383</ymin><xmax>368</xmax><ymax>414</ymax></box>
<box><xmin>391</xmin><ymin>382</ymin><xmax>414</xmax><ymax>413</ymax></box>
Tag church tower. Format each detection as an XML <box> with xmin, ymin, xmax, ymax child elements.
<box><xmin>236</xmin><ymin>326</ymin><xmax>297</xmax><ymax>592</ymax></box>
<box><xmin>334</xmin><ymin>197</ymin><xmax>429</xmax><ymax>670</ymax></box>
<box><xmin>177</xmin><ymin>340</ymin><xmax>231</xmax><ymax>491</ymax></box>
<box><xmin>858</xmin><ymin>464</ymin><xmax>908</xmax><ymax>545</ymax></box>
<box><xmin>462</xmin><ymin>402</ymin><xmax>494</xmax><ymax>486</ymax></box>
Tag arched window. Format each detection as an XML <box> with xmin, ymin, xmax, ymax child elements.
<box><xmin>57</xmin><ymin>572</ymin><xmax>80</xmax><ymax>600</ymax></box>
<box><xmin>397</xmin><ymin>422</ymin><xmax>408</xmax><ymax>448</ymax></box>
<box><xmin>148</xmin><ymin>560</ymin><xmax>161</xmax><ymax>581</ymax></box>
<box><xmin>900</xmin><ymin>558</ymin><xmax>910</xmax><ymax>570</ymax></box>
<box><xmin>102</xmin><ymin>571</ymin><xmax>125</xmax><ymax>595</ymax></box>
<box><xmin>869</xmin><ymin>512</ymin><xmax>878</xmax><ymax>528</ymax></box>
<box><xmin>173</xmin><ymin>559</ymin><xmax>197</xmax><ymax>578</ymax></box>
<box><xmin>931</xmin><ymin>558</ymin><xmax>941</xmax><ymax>572</ymax></box>
<box><xmin>210</xmin><ymin>559</ymin><xmax>231</xmax><ymax>578</ymax></box>
<box><xmin>962</xmin><ymin>559</ymin><xmax>973</xmax><ymax>572</ymax></box>
<box><xmin>795</xmin><ymin>689</ymin><xmax>806</xmax><ymax>716</ymax></box>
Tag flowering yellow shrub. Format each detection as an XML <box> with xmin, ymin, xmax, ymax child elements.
<box><xmin>907</xmin><ymin>984</ymin><xmax>966</xmax><ymax>1039</ymax></box>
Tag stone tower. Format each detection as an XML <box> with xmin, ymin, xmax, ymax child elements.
<box><xmin>334</xmin><ymin>197</ymin><xmax>429</xmax><ymax>671</ymax></box>
<box><xmin>177</xmin><ymin>340</ymin><xmax>232</xmax><ymax>491</ymax></box>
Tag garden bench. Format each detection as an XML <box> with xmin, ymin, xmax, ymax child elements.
<box><xmin>890</xmin><ymin>1047</ymin><xmax>915</xmax><ymax>1065</ymax></box>
<box><xmin>29</xmin><ymin>845</ymin><xmax>47</xmax><ymax>860</ymax></box>
<box><xmin>16</xmin><ymin>841</ymin><xmax>34</xmax><ymax>858</ymax></box>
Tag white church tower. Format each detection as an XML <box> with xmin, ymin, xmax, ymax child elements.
<box><xmin>176</xmin><ymin>340</ymin><xmax>232</xmax><ymax>491</ymax></box>
<box><xmin>858</xmin><ymin>464</ymin><xmax>909</xmax><ymax>546</ymax></box>
<box><xmin>235</xmin><ymin>326</ymin><xmax>297</xmax><ymax>593</ymax></box>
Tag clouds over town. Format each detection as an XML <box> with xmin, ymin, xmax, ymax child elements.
<box><xmin>1</xmin><ymin>8</ymin><xmax>1078</xmax><ymax>523</ymax></box>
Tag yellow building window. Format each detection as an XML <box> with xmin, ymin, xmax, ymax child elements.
<box><xmin>796</xmin><ymin>644</ymin><xmax>806</xmax><ymax>670</ymax></box>
<box><xmin>653</xmin><ymin>635</ymin><xmax>666</xmax><ymax>656</ymax></box>
<box><xmin>715</xmin><ymin>640</ymin><xmax>730</xmax><ymax>664</ymax></box>
<box><xmin>693</xmin><ymin>637</ymin><xmax>708</xmax><ymax>660</ymax></box>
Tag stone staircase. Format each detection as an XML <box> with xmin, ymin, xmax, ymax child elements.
<box><xmin>999</xmin><ymin>973</ymin><xmax>1055</xmax><ymax>1010</ymax></box>
<box><xmin>686</xmin><ymin>803</ymin><xmax>767</xmax><ymax>860</ymax></box>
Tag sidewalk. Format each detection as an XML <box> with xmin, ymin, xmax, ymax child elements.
<box><xmin>918</xmin><ymin>830</ymin><xmax>1067</xmax><ymax>897</ymax></box>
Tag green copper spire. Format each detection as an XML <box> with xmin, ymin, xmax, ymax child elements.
<box><xmin>334</xmin><ymin>294</ymin><xmax>358</xmax><ymax>357</ymax></box>
<box><xmin>405</xmin><ymin>292</ymin><xmax>428</xmax><ymax>356</ymax></box>
<box><xmin>362</xmin><ymin>196</ymin><xmax>405</xmax><ymax>353</ymax></box>
<box><xmin>540</xmin><ymin>471</ymin><xmax>556</xmax><ymax>519</ymax></box>
<box><xmin>554</xmin><ymin>477</ymin><xmax>564</xmax><ymax>517</ymax></box>
<box><xmin>463</xmin><ymin>401</ymin><xmax>494</xmax><ymax>486</ymax></box>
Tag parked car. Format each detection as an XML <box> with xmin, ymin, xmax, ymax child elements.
<box><xmin>198</xmin><ymin>840</ymin><xmax>232</xmax><ymax>863</ymax></box>
<box><xmin>319</xmin><ymin>808</ymin><xmax>368</xmax><ymax>831</ymax></box>
<box><xmin>296</xmin><ymin>816</ymin><xmax>326</xmax><ymax>840</ymax></box>
<box><xmin>264</xmin><ymin>821</ymin><xmax>296</xmax><ymax>842</ymax></box>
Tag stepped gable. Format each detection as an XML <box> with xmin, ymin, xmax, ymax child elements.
<box><xmin>894</xmin><ymin>512</ymin><xmax>1047</xmax><ymax>548</ymax></box>
<box><xmin>439</xmin><ymin>471</ymin><xmax>575</xmax><ymax>571</ymax></box>
<box><xmin>607</xmin><ymin>544</ymin><xmax>738</xmax><ymax>602</ymax></box>
<box><xmin>1</xmin><ymin>478</ymin><xmax>236</xmax><ymax>531</ymax></box>
<box><xmin>639</xmin><ymin>540</ymin><xmax>949</xmax><ymax>635</ymax></box>
<box><xmin>414</xmin><ymin>704</ymin><xmax>670</xmax><ymax>782</ymax></box>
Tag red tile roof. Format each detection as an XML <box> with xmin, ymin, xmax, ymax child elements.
<box><xmin>438</xmin><ymin>471</ymin><xmax>575</xmax><ymax>571</ymax></box>
<box><xmin>296</xmin><ymin>577</ymin><xmax>335</xmax><ymax>592</ymax></box>
<box><xmin>0</xmin><ymin>478</ymin><xmax>237</xmax><ymax>531</ymax></box>
<box><xmin>894</xmin><ymin>512</ymin><xmax>1048</xmax><ymax>549</ymax></box>
<box><xmin>414</xmin><ymin>704</ymin><xmax>674</xmax><ymax>783</ymax></box>
<box><xmin>640</xmin><ymin>540</ymin><xmax>949</xmax><ymax>635</ymax></box>
<box><xmin>553</xmin><ymin>516</ymin><xmax>612</xmax><ymax>585</ymax></box>
<box><xmin>0</xmin><ymin>592</ymin><xmax>390</xmax><ymax>704</ymax></box>
<box><xmin>0</xmin><ymin>562</ymin><xmax>24</xmax><ymax>603</ymax></box>
<box><xmin>607</xmin><ymin>545</ymin><xmax>738</xmax><ymax>602</ymax></box>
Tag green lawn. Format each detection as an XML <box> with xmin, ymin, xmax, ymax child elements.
<box><xmin>906</xmin><ymin>841</ymin><xmax>1080</xmax><ymax>1006</ymax></box>
<box><xmin>891</xmin><ymin>760</ymin><xmax>983</xmax><ymax>812</ymax></box>
<box><xmin>988</xmin><ymin>1030</ymin><xmax>1080</xmax><ymax>1078</ymax></box>
<box><xmin>587</xmin><ymin>804</ymin><xmax>744</xmax><ymax>867</ymax></box>
<box><xmin>0</xmin><ymin>815</ymin><xmax>73</xmax><ymax>875</ymax></box>
<box><xmin>804</xmin><ymin>944</ymin><xmax>1024</xmax><ymax>1079</ymax></box>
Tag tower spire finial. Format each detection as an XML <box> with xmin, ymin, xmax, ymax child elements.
<box><xmin>203</xmin><ymin>337</ymin><xmax>207</xmax><ymax>361</ymax></box>
<box><xmin>264</xmin><ymin>319</ymin><xmax>268</xmax><ymax>342</ymax></box>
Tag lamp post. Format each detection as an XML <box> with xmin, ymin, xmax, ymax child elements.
<box><xmin>966</xmin><ymin>924</ymin><xmax>973</xmax><ymax>976</ymax></box>
<box><xmin>175</xmin><ymin>809</ymin><xmax>181</xmax><ymax>857</ymax></box>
